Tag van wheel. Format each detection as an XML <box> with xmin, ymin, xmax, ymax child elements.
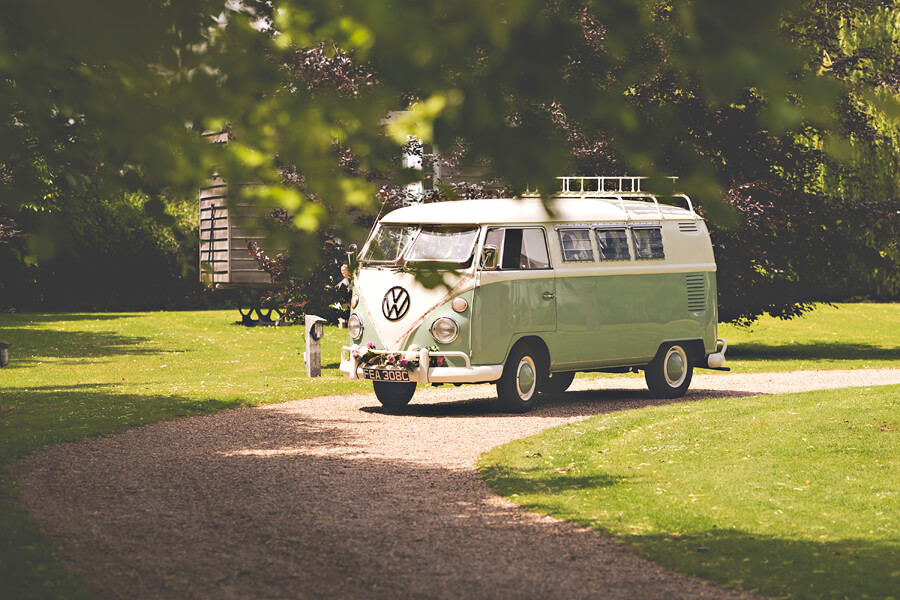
<box><xmin>373</xmin><ymin>381</ymin><xmax>416</xmax><ymax>408</ymax></box>
<box><xmin>645</xmin><ymin>343</ymin><xmax>693</xmax><ymax>398</ymax></box>
<box><xmin>497</xmin><ymin>344</ymin><xmax>544</xmax><ymax>413</ymax></box>
<box><xmin>541</xmin><ymin>371</ymin><xmax>575</xmax><ymax>395</ymax></box>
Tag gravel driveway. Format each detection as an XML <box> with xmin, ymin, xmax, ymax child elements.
<box><xmin>12</xmin><ymin>369</ymin><xmax>900</xmax><ymax>599</ymax></box>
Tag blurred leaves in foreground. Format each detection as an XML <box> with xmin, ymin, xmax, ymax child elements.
<box><xmin>1</xmin><ymin>1</ymin><xmax>898</xmax><ymax>320</ymax></box>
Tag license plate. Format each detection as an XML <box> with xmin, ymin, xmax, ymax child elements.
<box><xmin>363</xmin><ymin>368</ymin><xmax>411</xmax><ymax>382</ymax></box>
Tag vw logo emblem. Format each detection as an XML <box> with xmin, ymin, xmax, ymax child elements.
<box><xmin>382</xmin><ymin>286</ymin><xmax>411</xmax><ymax>321</ymax></box>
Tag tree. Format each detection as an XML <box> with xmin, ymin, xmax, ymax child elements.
<box><xmin>2</xmin><ymin>1</ymin><xmax>898</xmax><ymax>320</ymax></box>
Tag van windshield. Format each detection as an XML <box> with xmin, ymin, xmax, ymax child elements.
<box><xmin>405</xmin><ymin>226</ymin><xmax>479</xmax><ymax>265</ymax></box>
<box><xmin>360</xmin><ymin>224</ymin><xmax>479</xmax><ymax>267</ymax></box>
<box><xmin>360</xmin><ymin>225</ymin><xmax>417</xmax><ymax>264</ymax></box>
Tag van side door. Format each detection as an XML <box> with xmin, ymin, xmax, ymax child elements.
<box><xmin>472</xmin><ymin>227</ymin><xmax>556</xmax><ymax>366</ymax></box>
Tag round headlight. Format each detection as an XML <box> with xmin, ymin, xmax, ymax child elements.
<box><xmin>430</xmin><ymin>317</ymin><xmax>459</xmax><ymax>344</ymax></box>
<box><xmin>451</xmin><ymin>297</ymin><xmax>468</xmax><ymax>313</ymax></box>
<box><xmin>348</xmin><ymin>314</ymin><xmax>363</xmax><ymax>340</ymax></box>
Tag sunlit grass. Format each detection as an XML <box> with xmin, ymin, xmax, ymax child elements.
<box><xmin>719</xmin><ymin>303</ymin><xmax>900</xmax><ymax>373</ymax></box>
<box><xmin>480</xmin><ymin>385</ymin><xmax>900</xmax><ymax>599</ymax></box>
<box><xmin>0</xmin><ymin>310</ymin><xmax>367</xmax><ymax>463</ymax></box>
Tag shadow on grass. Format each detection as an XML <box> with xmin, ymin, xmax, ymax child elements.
<box><xmin>481</xmin><ymin>465</ymin><xmax>626</xmax><ymax>494</ymax></box>
<box><xmin>1</xmin><ymin>313</ymin><xmax>138</xmax><ymax>323</ymax></box>
<box><xmin>481</xmin><ymin>466</ymin><xmax>900</xmax><ymax>599</ymax></box>
<box><xmin>0</xmin><ymin>478</ymin><xmax>91</xmax><ymax>600</ymax></box>
<box><xmin>629</xmin><ymin>528</ymin><xmax>900</xmax><ymax>599</ymax></box>
<box><xmin>731</xmin><ymin>341</ymin><xmax>900</xmax><ymax>362</ymax></box>
<box><xmin>1</xmin><ymin>386</ymin><xmax>251</xmax><ymax>464</ymax></box>
<box><xmin>0</xmin><ymin>328</ymin><xmax>174</xmax><ymax>363</ymax></box>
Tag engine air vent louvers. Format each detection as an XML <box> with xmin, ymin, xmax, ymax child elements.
<box><xmin>686</xmin><ymin>274</ymin><xmax>706</xmax><ymax>312</ymax></box>
<box><xmin>678</xmin><ymin>221</ymin><xmax>699</xmax><ymax>233</ymax></box>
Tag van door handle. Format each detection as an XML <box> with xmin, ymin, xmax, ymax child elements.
<box><xmin>542</xmin><ymin>292</ymin><xmax>556</xmax><ymax>300</ymax></box>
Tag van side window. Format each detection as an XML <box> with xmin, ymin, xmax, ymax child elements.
<box><xmin>595</xmin><ymin>228</ymin><xmax>630</xmax><ymax>260</ymax></box>
<box><xmin>632</xmin><ymin>227</ymin><xmax>665</xmax><ymax>259</ymax></box>
<box><xmin>488</xmin><ymin>227</ymin><xmax>551</xmax><ymax>270</ymax></box>
<box><xmin>558</xmin><ymin>229</ymin><xmax>594</xmax><ymax>262</ymax></box>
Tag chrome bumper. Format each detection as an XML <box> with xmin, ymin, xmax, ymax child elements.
<box><xmin>340</xmin><ymin>345</ymin><xmax>503</xmax><ymax>384</ymax></box>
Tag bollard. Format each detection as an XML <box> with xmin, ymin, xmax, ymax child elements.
<box><xmin>0</xmin><ymin>340</ymin><xmax>8</xmax><ymax>411</ymax></box>
<box><xmin>304</xmin><ymin>315</ymin><xmax>328</xmax><ymax>377</ymax></box>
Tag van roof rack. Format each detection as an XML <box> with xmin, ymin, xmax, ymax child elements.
<box><xmin>558</xmin><ymin>176</ymin><xmax>648</xmax><ymax>194</ymax></box>
<box><xmin>520</xmin><ymin>176</ymin><xmax>696</xmax><ymax>217</ymax></box>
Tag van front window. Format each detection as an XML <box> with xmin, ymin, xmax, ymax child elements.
<box><xmin>405</xmin><ymin>226</ymin><xmax>479</xmax><ymax>265</ymax></box>
<box><xmin>361</xmin><ymin>225</ymin><xmax>417</xmax><ymax>264</ymax></box>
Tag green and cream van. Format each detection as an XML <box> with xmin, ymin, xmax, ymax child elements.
<box><xmin>340</xmin><ymin>177</ymin><xmax>728</xmax><ymax>412</ymax></box>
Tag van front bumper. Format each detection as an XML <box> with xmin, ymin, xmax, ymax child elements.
<box><xmin>340</xmin><ymin>345</ymin><xmax>503</xmax><ymax>385</ymax></box>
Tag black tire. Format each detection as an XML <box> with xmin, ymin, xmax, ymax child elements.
<box><xmin>373</xmin><ymin>381</ymin><xmax>416</xmax><ymax>408</ymax></box>
<box><xmin>541</xmin><ymin>371</ymin><xmax>575</xmax><ymax>395</ymax></box>
<box><xmin>496</xmin><ymin>344</ymin><xmax>545</xmax><ymax>413</ymax></box>
<box><xmin>645</xmin><ymin>343</ymin><xmax>693</xmax><ymax>398</ymax></box>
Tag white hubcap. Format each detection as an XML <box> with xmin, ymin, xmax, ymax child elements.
<box><xmin>664</xmin><ymin>346</ymin><xmax>688</xmax><ymax>387</ymax></box>
<box><xmin>516</xmin><ymin>356</ymin><xmax>537</xmax><ymax>400</ymax></box>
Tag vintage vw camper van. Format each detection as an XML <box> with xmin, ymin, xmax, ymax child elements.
<box><xmin>339</xmin><ymin>177</ymin><xmax>727</xmax><ymax>412</ymax></box>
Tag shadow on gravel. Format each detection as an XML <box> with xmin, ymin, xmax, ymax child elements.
<box><xmin>362</xmin><ymin>387</ymin><xmax>763</xmax><ymax>419</ymax></box>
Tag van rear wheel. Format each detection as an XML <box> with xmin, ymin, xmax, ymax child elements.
<box><xmin>497</xmin><ymin>344</ymin><xmax>544</xmax><ymax>413</ymax></box>
<box><xmin>373</xmin><ymin>381</ymin><xmax>416</xmax><ymax>408</ymax></box>
<box><xmin>645</xmin><ymin>343</ymin><xmax>693</xmax><ymax>398</ymax></box>
<box><xmin>541</xmin><ymin>371</ymin><xmax>575</xmax><ymax>395</ymax></box>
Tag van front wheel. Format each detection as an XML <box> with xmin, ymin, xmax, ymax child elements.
<box><xmin>497</xmin><ymin>345</ymin><xmax>544</xmax><ymax>413</ymax></box>
<box><xmin>373</xmin><ymin>381</ymin><xmax>416</xmax><ymax>408</ymax></box>
<box><xmin>645</xmin><ymin>343</ymin><xmax>693</xmax><ymax>398</ymax></box>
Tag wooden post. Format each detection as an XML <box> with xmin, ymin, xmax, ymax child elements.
<box><xmin>304</xmin><ymin>316</ymin><xmax>326</xmax><ymax>377</ymax></box>
<box><xmin>0</xmin><ymin>341</ymin><xmax>9</xmax><ymax>411</ymax></box>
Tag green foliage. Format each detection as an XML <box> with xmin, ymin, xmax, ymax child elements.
<box><xmin>0</xmin><ymin>2</ymin><xmax>830</xmax><ymax>229</ymax></box>
<box><xmin>2</xmin><ymin>191</ymin><xmax>205</xmax><ymax>311</ymax></box>
<box><xmin>1</xmin><ymin>1</ymin><xmax>898</xmax><ymax>318</ymax></box>
<box><xmin>480</xmin><ymin>384</ymin><xmax>900</xmax><ymax>599</ymax></box>
<box><xmin>705</xmin><ymin>2</ymin><xmax>900</xmax><ymax>321</ymax></box>
<box><xmin>249</xmin><ymin>225</ymin><xmax>351</xmax><ymax>324</ymax></box>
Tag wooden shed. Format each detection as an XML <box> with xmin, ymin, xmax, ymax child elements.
<box><xmin>199</xmin><ymin>177</ymin><xmax>274</xmax><ymax>289</ymax></box>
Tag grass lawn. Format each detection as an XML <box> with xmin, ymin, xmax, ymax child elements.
<box><xmin>0</xmin><ymin>303</ymin><xmax>898</xmax><ymax>599</ymax></box>
<box><xmin>480</xmin><ymin>385</ymin><xmax>900</xmax><ymax>599</ymax></box>
<box><xmin>718</xmin><ymin>303</ymin><xmax>900</xmax><ymax>373</ymax></box>
<box><xmin>0</xmin><ymin>310</ymin><xmax>375</xmax><ymax>464</ymax></box>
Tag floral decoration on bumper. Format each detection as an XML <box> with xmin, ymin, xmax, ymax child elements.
<box><xmin>351</xmin><ymin>343</ymin><xmax>446</xmax><ymax>371</ymax></box>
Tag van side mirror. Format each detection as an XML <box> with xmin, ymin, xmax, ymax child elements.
<box><xmin>481</xmin><ymin>245</ymin><xmax>498</xmax><ymax>270</ymax></box>
<box><xmin>347</xmin><ymin>243</ymin><xmax>358</xmax><ymax>271</ymax></box>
